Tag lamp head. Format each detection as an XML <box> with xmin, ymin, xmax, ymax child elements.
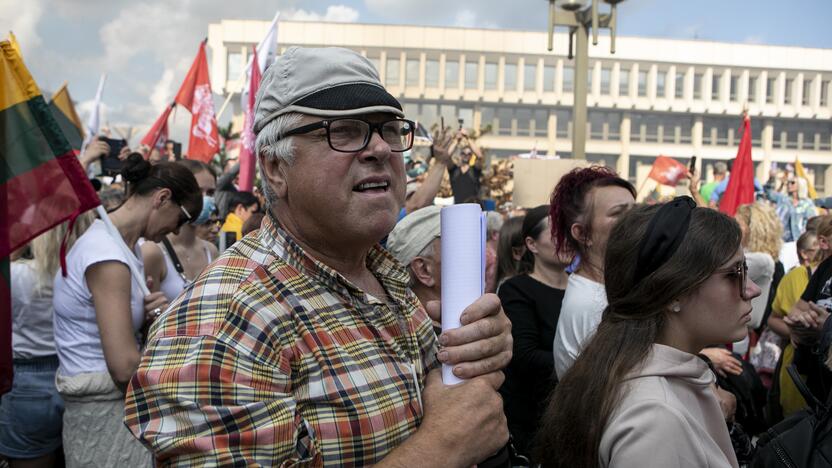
<box><xmin>603</xmin><ymin>0</ymin><xmax>626</xmax><ymax>4</ymax></box>
<box><xmin>559</xmin><ymin>0</ymin><xmax>587</xmax><ymax>11</ymax></box>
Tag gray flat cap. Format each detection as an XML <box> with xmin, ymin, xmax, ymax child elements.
<box><xmin>253</xmin><ymin>46</ymin><xmax>404</xmax><ymax>133</ymax></box>
<box><xmin>386</xmin><ymin>206</ymin><xmax>441</xmax><ymax>266</ymax></box>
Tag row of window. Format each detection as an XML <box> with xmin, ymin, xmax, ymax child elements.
<box><xmin>369</xmin><ymin>56</ymin><xmax>831</xmax><ymax>107</ymax></box>
<box><xmin>401</xmin><ymin>101</ymin><xmax>832</xmax><ymax>151</ymax></box>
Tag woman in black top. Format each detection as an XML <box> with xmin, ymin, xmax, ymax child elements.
<box><xmin>498</xmin><ymin>205</ymin><xmax>570</xmax><ymax>458</ymax></box>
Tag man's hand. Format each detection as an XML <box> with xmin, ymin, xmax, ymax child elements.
<box><xmin>700</xmin><ymin>347</ymin><xmax>743</xmax><ymax>378</ymax></box>
<box><xmin>430</xmin><ymin>129</ymin><xmax>456</xmax><ymax>167</ymax></box>
<box><xmin>784</xmin><ymin>300</ymin><xmax>830</xmax><ymax>330</ymax></box>
<box><xmin>384</xmin><ymin>369</ymin><xmax>508</xmax><ymax>467</ymax></box>
<box><xmin>425</xmin><ymin>294</ymin><xmax>512</xmax><ymax>380</ymax></box>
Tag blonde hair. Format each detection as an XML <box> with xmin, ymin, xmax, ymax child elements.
<box><xmin>735</xmin><ymin>202</ymin><xmax>783</xmax><ymax>261</ymax></box>
<box><xmin>25</xmin><ymin>212</ymin><xmax>95</xmax><ymax>294</ymax></box>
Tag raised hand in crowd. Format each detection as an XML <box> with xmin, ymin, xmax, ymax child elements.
<box><xmin>403</xmin><ymin>125</ymin><xmax>458</xmax><ymax>214</ymax></box>
<box><xmin>79</xmin><ymin>136</ymin><xmax>110</xmax><ymax>170</ymax></box>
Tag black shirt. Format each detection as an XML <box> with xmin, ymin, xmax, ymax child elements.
<box><xmin>795</xmin><ymin>256</ymin><xmax>832</xmax><ymax>401</ymax></box>
<box><xmin>448</xmin><ymin>164</ymin><xmax>482</xmax><ymax>204</ymax></box>
<box><xmin>497</xmin><ymin>273</ymin><xmax>565</xmax><ymax>455</ymax></box>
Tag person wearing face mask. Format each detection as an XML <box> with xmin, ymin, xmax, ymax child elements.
<box><xmin>141</xmin><ymin>160</ymin><xmax>219</xmax><ymax>302</ymax></box>
<box><xmin>52</xmin><ymin>153</ymin><xmax>202</xmax><ymax>467</ymax></box>
<box><xmin>536</xmin><ymin>198</ymin><xmax>761</xmax><ymax>468</ymax></box>
<box><xmin>550</xmin><ymin>166</ymin><xmax>637</xmax><ymax>378</ymax></box>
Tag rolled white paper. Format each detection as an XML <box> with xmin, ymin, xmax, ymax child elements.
<box><xmin>440</xmin><ymin>203</ymin><xmax>486</xmax><ymax>385</ymax></box>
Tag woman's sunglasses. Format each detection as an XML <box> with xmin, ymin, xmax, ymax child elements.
<box><xmin>714</xmin><ymin>259</ymin><xmax>749</xmax><ymax>300</ymax></box>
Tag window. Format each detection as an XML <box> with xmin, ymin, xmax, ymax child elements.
<box><xmin>619</xmin><ymin>68</ymin><xmax>629</xmax><ymax>96</ymax></box>
<box><xmin>703</xmin><ymin>117</ymin><xmax>734</xmax><ymax>146</ymax></box>
<box><xmin>656</xmin><ymin>71</ymin><xmax>666</xmax><ymax>98</ymax></box>
<box><xmin>748</xmin><ymin>76</ymin><xmax>757</xmax><ymax>102</ymax></box>
<box><xmin>543</xmin><ymin>65</ymin><xmax>555</xmax><ymax>92</ymax></box>
<box><xmin>822</xmin><ymin>80</ymin><xmax>830</xmax><ymax>107</ymax></box>
<box><xmin>425</xmin><ymin>60</ymin><xmax>439</xmax><ymax>88</ymax></box>
<box><xmin>711</xmin><ymin>73</ymin><xmax>720</xmax><ymax>100</ymax></box>
<box><xmin>497</xmin><ymin>107</ymin><xmax>513</xmax><ymax>136</ymax></box>
<box><xmin>516</xmin><ymin>108</ymin><xmax>532</xmax><ymax>136</ymax></box>
<box><xmin>480</xmin><ymin>107</ymin><xmax>497</xmax><ymax>132</ymax></box>
<box><xmin>386</xmin><ymin>58</ymin><xmax>400</xmax><ymax>86</ymax></box>
<box><xmin>227</xmin><ymin>51</ymin><xmax>242</xmax><ymax>83</ymax></box>
<box><xmin>533</xmin><ymin>109</ymin><xmax>548</xmax><ymax>137</ymax></box>
<box><xmin>587</xmin><ymin>67</ymin><xmax>593</xmax><ymax>90</ymax></box>
<box><xmin>637</xmin><ymin>70</ymin><xmax>647</xmax><ymax>97</ymax></box>
<box><xmin>730</xmin><ymin>75</ymin><xmax>739</xmax><ymax>101</ymax></box>
<box><xmin>445</xmin><ymin>60</ymin><xmax>459</xmax><ymax>89</ymax></box>
<box><xmin>554</xmin><ymin>109</ymin><xmax>571</xmax><ymax>138</ymax></box>
<box><xmin>600</xmin><ymin>67</ymin><xmax>611</xmax><ymax>94</ymax></box>
<box><xmin>484</xmin><ymin>62</ymin><xmax>498</xmax><ymax>90</ymax></box>
<box><xmin>504</xmin><ymin>62</ymin><xmax>518</xmax><ymax>91</ymax></box>
<box><xmin>694</xmin><ymin>73</ymin><xmax>703</xmax><ymax>99</ymax></box>
<box><xmin>803</xmin><ymin>80</ymin><xmax>812</xmax><ymax>106</ymax></box>
<box><xmin>766</xmin><ymin>77</ymin><xmax>776</xmax><ymax>103</ymax></box>
<box><xmin>675</xmin><ymin>72</ymin><xmax>684</xmax><ymax>98</ymax></box>
<box><xmin>588</xmin><ymin>111</ymin><xmax>621</xmax><ymax>141</ymax></box>
<box><xmin>406</xmin><ymin>59</ymin><xmax>420</xmax><ymax>86</ymax></box>
<box><xmin>785</xmin><ymin>78</ymin><xmax>793</xmax><ymax>104</ymax></box>
<box><xmin>589</xmin><ymin>111</ymin><xmax>605</xmax><ymax>140</ymax></box>
<box><xmin>524</xmin><ymin>63</ymin><xmax>537</xmax><ymax>91</ymax></box>
<box><xmin>465</xmin><ymin>60</ymin><xmax>478</xmax><ymax>89</ymax></box>
<box><xmin>562</xmin><ymin>65</ymin><xmax>574</xmax><ymax>93</ymax></box>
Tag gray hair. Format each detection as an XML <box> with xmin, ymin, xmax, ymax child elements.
<box><xmin>255</xmin><ymin>112</ymin><xmax>303</xmax><ymax>208</ymax></box>
<box><xmin>714</xmin><ymin>161</ymin><xmax>728</xmax><ymax>175</ymax></box>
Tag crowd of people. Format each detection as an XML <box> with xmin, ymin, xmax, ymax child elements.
<box><xmin>3</xmin><ymin>45</ymin><xmax>832</xmax><ymax>468</ymax></box>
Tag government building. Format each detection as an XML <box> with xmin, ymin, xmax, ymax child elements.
<box><xmin>207</xmin><ymin>19</ymin><xmax>832</xmax><ymax>193</ymax></box>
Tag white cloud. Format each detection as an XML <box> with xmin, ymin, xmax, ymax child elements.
<box><xmin>0</xmin><ymin>0</ymin><xmax>44</xmax><ymax>53</ymax></box>
<box><xmin>284</xmin><ymin>5</ymin><xmax>360</xmax><ymax>22</ymax></box>
<box><xmin>453</xmin><ymin>9</ymin><xmax>476</xmax><ymax>28</ymax></box>
<box><xmin>743</xmin><ymin>35</ymin><xmax>764</xmax><ymax>45</ymax></box>
<box><xmin>150</xmin><ymin>68</ymin><xmax>176</xmax><ymax>111</ymax></box>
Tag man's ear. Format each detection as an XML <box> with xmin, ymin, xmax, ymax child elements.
<box><xmin>260</xmin><ymin>154</ymin><xmax>289</xmax><ymax>199</ymax></box>
<box><xmin>409</xmin><ymin>257</ymin><xmax>436</xmax><ymax>288</ymax></box>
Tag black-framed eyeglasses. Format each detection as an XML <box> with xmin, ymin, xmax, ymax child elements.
<box><xmin>279</xmin><ymin>118</ymin><xmax>415</xmax><ymax>153</ymax></box>
<box><xmin>715</xmin><ymin>259</ymin><xmax>749</xmax><ymax>300</ymax></box>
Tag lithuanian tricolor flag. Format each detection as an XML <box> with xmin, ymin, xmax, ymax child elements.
<box><xmin>1</xmin><ymin>35</ymin><xmax>100</xmax><ymax>393</ymax></box>
<box><xmin>49</xmin><ymin>82</ymin><xmax>85</xmax><ymax>154</ymax></box>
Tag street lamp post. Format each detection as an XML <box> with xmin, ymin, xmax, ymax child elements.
<box><xmin>546</xmin><ymin>0</ymin><xmax>624</xmax><ymax>160</ymax></box>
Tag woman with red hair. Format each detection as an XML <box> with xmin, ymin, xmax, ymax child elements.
<box><xmin>551</xmin><ymin>166</ymin><xmax>636</xmax><ymax>378</ymax></box>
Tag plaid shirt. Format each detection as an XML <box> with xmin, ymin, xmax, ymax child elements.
<box><xmin>124</xmin><ymin>215</ymin><xmax>439</xmax><ymax>466</ymax></box>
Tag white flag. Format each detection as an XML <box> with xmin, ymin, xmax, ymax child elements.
<box><xmin>241</xmin><ymin>11</ymin><xmax>279</xmax><ymax>107</ymax></box>
<box><xmin>82</xmin><ymin>73</ymin><xmax>107</xmax><ymax>150</ymax></box>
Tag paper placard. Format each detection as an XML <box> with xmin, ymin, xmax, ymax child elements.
<box><xmin>440</xmin><ymin>203</ymin><xmax>485</xmax><ymax>385</ymax></box>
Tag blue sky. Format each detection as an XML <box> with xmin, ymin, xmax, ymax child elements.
<box><xmin>2</xmin><ymin>0</ymin><xmax>830</xmax><ymax>142</ymax></box>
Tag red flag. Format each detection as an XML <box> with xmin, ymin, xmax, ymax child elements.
<box><xmin>647</xmin><ymin>155</ymin><xmax>689</xmax><ymax>186</ymax></box>
<box><xmin>174</xmin><ymin>41</ymin><xmax>219</xmax><ymax>163</ymax></box>
<box><xmin>719</xmin><ymin>115</ymin><xmax>755</xmax><ymax>216</ymax></box>
<box><xmin>140</xmin><ymin>103</ymin><xmax>174</xmax><ymax>154</ymax></box>
<box><xmin>238</xmin><ymin>47</ymin><xmax>261</xmax><ymax>192</ymax></box>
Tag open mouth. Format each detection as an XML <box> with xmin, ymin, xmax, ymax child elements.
<box><xmin>353</xmin><ymin>180</ymin><xmax>390</xmax><ymax>194</ymax></box>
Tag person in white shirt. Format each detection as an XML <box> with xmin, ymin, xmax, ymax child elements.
<box><xmin>52</xmin><ymin>153</ymin><xmax>202</xmax><ymax>468</ymax></box>
<box><xmin>550</xmin><ymin>166</ymin><xmax>636</xmax><ymax>378</ymax></box>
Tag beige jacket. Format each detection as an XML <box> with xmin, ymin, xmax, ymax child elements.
<box><xmin>599</xmin><ymin>344</ymin><xmax>738</xmax><ymax>468</ymax></box>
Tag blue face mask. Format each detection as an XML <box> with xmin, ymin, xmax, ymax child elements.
<box><xmin>193</xmin><ymin>196</ymin><xmax>216</xmax><ymax>225</ymax></box>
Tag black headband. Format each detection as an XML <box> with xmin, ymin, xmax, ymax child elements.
<box><xmin>633</xmin><ymin>196</ymin><xmax>696</xmax><ymax>284</ymax></box>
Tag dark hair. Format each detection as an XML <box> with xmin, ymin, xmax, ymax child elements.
<box><xmin>496</xmin><ymin>216</ymin><xmax>525</xmax><ymax>285</ymax></box>
<box><xmin>177</xmin><ymin>159</ymin><xmax>217</xmax><ymax>180</ymax></box>
<box><xmin>806</xmin><ymin>216</ymin><xmax>823</xmax><ymax>233</ymax></box>
<box><xmin>535</xmin><ymin>204</ymin><xmax>741</xmax><ymax>467</ymax></box>
<box><xmin>549</xmin><ymin>166</ymin><xmax>635</xmax><ymax>261</ymax></box>
<box><xmin>518</xmin><ymin>205</ymin><xmax>550</xmax><ymax>274</ymax></box>
<box><xmin>227</xmin><ymin>191</ymin><xmax>260</xmax><ymax>213</ymax></box>
<box><xmin>120</xmin><ymin>153</ymin><xmax>202</xmax><ymax>216</ymax></box>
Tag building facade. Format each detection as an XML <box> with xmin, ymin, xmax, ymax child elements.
<box><xmin>208</xmin><ymin>19</ymin><xmax>832</xmax><ymax>193</ymax></box>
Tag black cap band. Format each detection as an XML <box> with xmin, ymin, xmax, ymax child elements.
<box><xmin>633</xmin><ymin>196</ymin><xmax>696</xmax><ymax>284</ymax></box>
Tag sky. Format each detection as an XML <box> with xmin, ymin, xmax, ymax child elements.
<box><xmin>2</xmin><ymin>0</ymin><xmax>831</xmax><ymax>144</ymax></box>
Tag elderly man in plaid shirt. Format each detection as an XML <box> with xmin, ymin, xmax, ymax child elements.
<box><xmin>124</xmin><ymin>47</ymin><xmax>513</xmax><ymax>466</ymax></box>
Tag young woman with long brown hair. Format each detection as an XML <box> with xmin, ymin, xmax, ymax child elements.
<box><xmin>536</xmin><ymin>198</ymin><xmax>761</xmax><ymax>468</ymax></box>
